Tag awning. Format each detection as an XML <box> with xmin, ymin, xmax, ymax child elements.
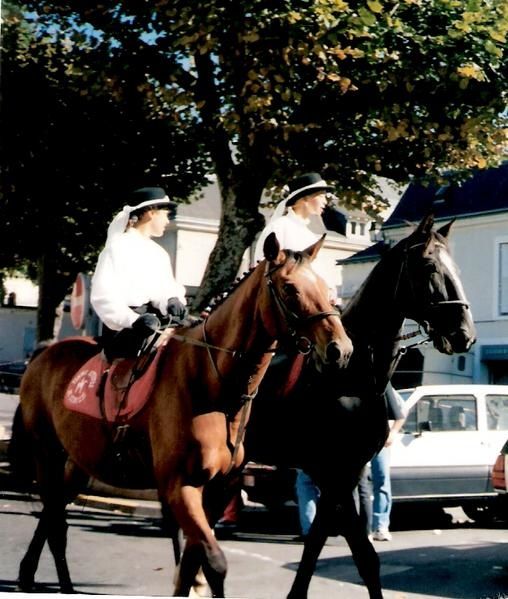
<box><xmin>481</xmin><ymin>344</ymin><xmax>508</xmax><ymax>361</ymax></box>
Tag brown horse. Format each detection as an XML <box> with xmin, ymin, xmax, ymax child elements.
<box><xmin>12</xmin><ymin>232</ymin><xmax>352</xmax><ymax>597</ymax></box>
<box><xmin>246</xmin><ymin>214</ymin><xmax>476</xmax><ymax>599</ymax></box>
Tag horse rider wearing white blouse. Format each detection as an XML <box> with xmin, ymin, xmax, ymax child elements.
<box><xmin>91</xmin><ymin>186</ymin><xmax>187</xmax><ymax>360</ymax></box>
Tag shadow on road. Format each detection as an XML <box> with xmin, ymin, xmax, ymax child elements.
<box><xmin>281</xmin><ymin>542</ymin><xmax>508</xmax><ymax>599</ymax></box>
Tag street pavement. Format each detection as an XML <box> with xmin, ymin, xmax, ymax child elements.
<box><xmin>1</xmin><ymin>392</ymin><xmax>507</xmax><ymax>598</ymax></box>
<box><xmin>0</xmin><ymin>490</ymin><xmax>507</xmax><ymax>599</ymax></box>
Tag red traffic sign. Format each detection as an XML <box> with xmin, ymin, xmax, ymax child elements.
<box><xmin>70</xmin><ymin>273</ymin><xmax>88</xmax><ymax>330</ymax></box>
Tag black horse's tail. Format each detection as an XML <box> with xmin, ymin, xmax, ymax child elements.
<box><xmin>7</xmin><ymin>404</ymin><xmax>36</xmax><ymax>491</ymax></box>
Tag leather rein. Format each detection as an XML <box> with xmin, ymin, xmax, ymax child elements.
<box><xmin>169</xmin><ymin>260</ymin><xmax>343</xmax><ymax>474</ymax></box>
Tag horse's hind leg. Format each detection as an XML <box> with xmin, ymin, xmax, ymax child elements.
<box><xmin>18</xmin><ymin>490</ymin><xmax>74</xmax><ymax>593</ymax></box>
<box><xmin>19</xmin><ymin>450</ymin><xmax>85</xmax><ymax>593</ymax></box>
<box><xmin>46</xmin><ymin>460</ymin><xmax>88</xmax><ymax>593</ymax></box>
<box><xmin>18</xmin><ymin>515</ymin><xmax>48</xmax><ymax>592</ymax></box>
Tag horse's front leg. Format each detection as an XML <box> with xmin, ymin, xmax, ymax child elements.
<box><xmin>287</xmin><ymin>495</ymin><xmax>329</xmax><ymax>599</ymax></box>
<box><xmin>168</xmin><ymin>481</ymin><xmax>227</xmax><ymax>598</ymax></box>
<box><xmin>341</xmin><ymin>493</ymin><xmax>384</xmax><ymax>599</ymax></box>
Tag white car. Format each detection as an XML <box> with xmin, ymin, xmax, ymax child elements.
<box><xmin>391</xmin><ymin>384</ymin><xmax>508</xmax><ymax>521</ymax></box>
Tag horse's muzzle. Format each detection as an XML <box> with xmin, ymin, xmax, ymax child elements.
<box><xmin>326</xmin><ymin>339</ymin><xmax>353</xmax><ymax>369</ymax></box>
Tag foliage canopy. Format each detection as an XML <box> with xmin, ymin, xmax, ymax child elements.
<box><xmin>1</xmin><ymin>0</ymin><xmax>506</xmax><ymax>332</ymax></box>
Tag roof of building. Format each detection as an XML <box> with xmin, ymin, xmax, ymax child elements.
<box><xmin>384</xmin><ymin>163</ymin><xmax>508</xmax><ymax>229</ymax></box>
<box><xmin>337</xmin><ymin>241</ymin><xmax>387</xmax><ymax>265</ymax></box>
<box><xmin>338</xmin><ymin>163</ymin><xmax>508</xmax><ymax>266</ymax></box>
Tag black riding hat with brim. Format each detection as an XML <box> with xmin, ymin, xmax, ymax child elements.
<box><xmin>285</xmin><ymin>173</ymin><xmax>333</xmax><ymax>206</ymax></box>
<box><xmin>129</xmin><ymin>187</ymin><xmax>176</xmax><ymax>214</ymax></box>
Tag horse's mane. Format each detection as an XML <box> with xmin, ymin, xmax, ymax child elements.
<box><xmin>341</xmin><ymin>236</ymin><xmax>407</xmax><ymax>319</ymax></box>
<box><xmin>203</xmin><ymin>249</ymin><xmax>306</xmax><ymax>317</ymax></box>
<box><xmin>203</xmin><ymin>264</ymin><xmax>260</xmax><ymax>316</ymax></box>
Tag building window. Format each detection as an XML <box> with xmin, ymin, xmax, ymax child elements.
<box><xmin>350</xmin><ymin>222</ymin><xmax>357</xmax><ymax>235</ymax></box>
<box><xmin>360</xmin><ymin>223</ymin><xmax>366</xmax><ymax>236</ymax></box>
<box><xmin>499</xmin><ymin>241</ymin><xmax>508</xmax><ymax>315</ymax></box>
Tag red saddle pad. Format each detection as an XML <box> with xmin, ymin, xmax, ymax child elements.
<box><xmin>63</xmin><ymin>347</ymin><xmax>164</xmax><ymax>423</ymax></box>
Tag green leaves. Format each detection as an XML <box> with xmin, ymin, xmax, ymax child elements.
<box><xmin>3</xmin><ymin>0</ymin><xmax>507</xmax><ymax>308</ymax></box>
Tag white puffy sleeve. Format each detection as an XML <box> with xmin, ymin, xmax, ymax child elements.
<box><xmin>90</xmin><ymin>246</ymin><xmax>140</xmax><ymax>331</ymax></box>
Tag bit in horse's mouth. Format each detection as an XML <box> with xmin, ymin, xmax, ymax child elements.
<box><xmin>431</xmin><ymin>333</ymin><xmax>454</xmax><ymax>355</ymax></box>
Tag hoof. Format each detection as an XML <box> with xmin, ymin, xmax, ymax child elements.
<box><xmin>16</xmin><ymin>582</ymin><xmax>34</xmax><ymax>593</ymax></box>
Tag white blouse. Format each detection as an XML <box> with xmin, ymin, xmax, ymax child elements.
<box><xmin>91</xmin><ymin>228</ymin><xmax>186</xmax><ymax>331</ymax></box>
<box><xmin>253</xmin><ymin>208</ymin><xmax>335</xmax><ymax>300</ymax></box>
<box><xmin>253</xmin><ymin>208</ymin><xmax>320</xmax><ymax>263</ymax></box>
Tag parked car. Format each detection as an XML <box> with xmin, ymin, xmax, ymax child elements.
<box><xmin>0</xmin><ymin>360</ymin><xmax>28</xmax><ymax>394</ymax></box>
<box><xmin>242</xmin><ymin>462</ymin><xmax>296</xmax><ymax>509</ymax></box>
<box><xmin>492</xmin><ymin>438</ymin><xmax>508</xmax><ymax>494</ymax></box>
<box><xmin>391</xmin><ymin>385</ymin><xmax>508</xmax><ymax>522</ymax></box>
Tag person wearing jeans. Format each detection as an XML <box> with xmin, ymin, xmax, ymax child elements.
<box><xmin>370</xmin><ymin>445</ymin><xmax>394</xmax><ymax>539</ymax></box>
<box><xmin>367</xmin><ymin>383</ymin><xmax>407</xmax><ymax>541</ymax></box>
<box><xmin>295</xmin><ymin>469</ymin><xmax>320</xmax><ymax>537</ymax></box>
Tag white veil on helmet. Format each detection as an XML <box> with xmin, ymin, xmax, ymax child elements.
<box><xmin>105</xmin><ymin>195</ymin><xmax>171</xmax><ymax>247</ymax></box>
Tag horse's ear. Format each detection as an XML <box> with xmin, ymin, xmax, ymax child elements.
<box><xmin>415</xmin><ymin>212</ymin><xmax>435</xmax><ymax>237</ymax></box>
<box><xmin>263</xmin><ymin>232</ymin><xmax>282</xmax><ymax>263</ymax></box>
<box><xmin>302</xmin><ymin>234</ymin><xmax>326</xmax><ymax>262</ymax></box>
<box><xmin>437</xmin><ymin>218</ymin><xmax>455</xmax><ymax>239</ymax></box>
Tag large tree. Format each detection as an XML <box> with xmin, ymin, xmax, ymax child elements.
<box><xmin>1</xmin><ymin>3</ymin><xmax>210</xmax><ymax>339</ymax></box>
<box><xmin>2</xmin><ymin>1</ymin><xmax>506</xmax><ymax>331</ymax></box>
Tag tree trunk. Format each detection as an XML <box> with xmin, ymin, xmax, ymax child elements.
<box><xmin>193</xmin><ymin>179</ymin><xmax>266</xmax><ymax>312</ymax></box>
<box><xmin>36</xmin><ymin>252</ymin><xmax>73</xmax><ymax>343</ymax></box>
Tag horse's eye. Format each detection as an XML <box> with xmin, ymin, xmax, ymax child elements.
<box><xmin>283</xmin><ymin>283</ymin><xmax>299</xmax><ymax>297</ymax></box>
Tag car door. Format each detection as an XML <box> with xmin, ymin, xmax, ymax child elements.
<box><xmin>390</xmin><ymin>392</ymin><xmax>490</xmax><ymax>499</ymax></box>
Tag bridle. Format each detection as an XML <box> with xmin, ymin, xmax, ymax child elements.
<box><xmin>265</xmin><ymin>262</ymin><xmax>342</xmax><ymax>355</ymax></box>
<box><xmin>394</xmin><ymin>242</ymin><xmax>470</xmax><ymax>335</ymax></box>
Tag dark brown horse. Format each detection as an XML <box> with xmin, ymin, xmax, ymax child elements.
<box><xmin>11</xmin><ymin>233</ymin><xmax>353</xmax><ymax>598</ymax></box>
<box><xmin>246</xmin><ymin>214</ymin><xmax>476</xmax><ymax>599</ymax></box>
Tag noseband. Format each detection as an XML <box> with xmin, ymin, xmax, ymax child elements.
<box><xmin>265</xmin><ymin>263</ymin><xmax>342</xmax><ymax>355</ymax></box>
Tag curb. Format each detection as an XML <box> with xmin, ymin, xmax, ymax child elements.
<box><xmin>74</xmin><ymin>493</ymin><xmax>162</xmax><ymax>518</ymax></box>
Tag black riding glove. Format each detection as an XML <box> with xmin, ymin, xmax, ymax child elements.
<box><xmin>167</xmin><ymin>297</ymin><xmax>188</xmax><ymax>321</ymax></box>
<box><xmin>132</xmin><ymin>313</ymin><xmax>161</xmax><ymax>337</ymax></box>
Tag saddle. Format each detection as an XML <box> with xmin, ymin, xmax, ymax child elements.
<box><xmin>63</xmin><ymin>345</ymin><xmax>165</xmax><ymax>423</ymax></box>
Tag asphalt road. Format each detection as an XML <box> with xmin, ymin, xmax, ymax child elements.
<box><xmin>0</xmin><ymin>491</ymin><xmax>506</xmax><ymax>599</ymax></box>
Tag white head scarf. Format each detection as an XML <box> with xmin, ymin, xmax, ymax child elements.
<box><xmin>262</xmin><ymin>186</ymin><xmax>291</xmax><ymax>231</ymax></box>
<box><xmin>105</xmin><ymin>197</ymin><xmax>171</xmax><ymax>247</ymax></box>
